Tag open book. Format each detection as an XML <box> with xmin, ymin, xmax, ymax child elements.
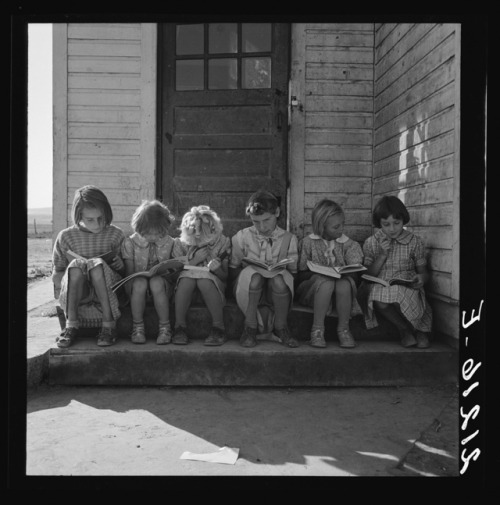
<box><xmin>67</xmin><ymin>249</ymin><xmax>116</xmax><ymax>265</ymax></box>
<box><xmin>242</xmin><ymin>257</ymin><xmax>294</xmax><ymax>272</ymax></box>
<box><xmin>361</xmin><ymin>274</ymin><xmax>417</xmax><ymax>287</ymax></box>
<box><xmin>307</xmin><ymin>260</ymin><xmax>367</xmax><ymax>278</ymax></box>
<box><xmin>111</xmin><ymin>259</ymin><xmax>185</xmax><ymax>291</ymax></box>
<box><xmin>182</xmin><ymin>249</ymin><xmax>231</xmax><ymax>273</ymax></box>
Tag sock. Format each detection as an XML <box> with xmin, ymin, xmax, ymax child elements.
<box><xmin>102</xmin><ymin>320</ymin><xmax>116</xmax><ymax>329</ymax></box>
<box><xmin>245</xmin><ymin>288</ymin><xmax>261</xmax><ymax>329</ymax></box>
<box><xmin>271</xmin><ymin>290</ymin><xmax>290</xmax><ymax>330</ymax></box>
<box><xmin>158</xmin><ymin>320</ymin><xmax>170</xmax><ymax>330</ymax></box>
<box><xmin>66</xmin><ymin>319</ymin><xmax>80</xmax><ymax>329</ymax></box>
<box><xmin>133</xmin><ymin>319</ymin><xmax>145</xmax><ymax>329</ymax></box>
<box><xmin>311</xmin><ymin>324</ymin><xmax>324</xmax><ymax>333</ymax></box>
<box><xmin>212</xmin><ymin>319</ymin><xmax>225</xmax><ymax>330</ymax></box>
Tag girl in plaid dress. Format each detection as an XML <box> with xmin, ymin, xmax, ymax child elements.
<box><xmin>121</xmin><ymin>200</ymin><xmax>176</xmax><ymax>345</ymax></box>
<box><xmin>361</xmin><ymin>196</ymin><xmax>432</xmax><ymax>348</ymax></box>
<box><xmin>296</xmin><ymin>199</ymin><xmax>363</xmax><ymax>348</ymax></box>
<box><xmin>229</xmin><ymin>190</ymin><xmax>299</xmax><ymax>348</ymax></box>
<box><xmin>52</xmin><ymin>186</ymin><xmax>125</xmax><ymax>348</ymax></box>
<box><xmin>172</xmin><ymin>206</ymin><xmax>231</xmax><ymax>346</ymax></box>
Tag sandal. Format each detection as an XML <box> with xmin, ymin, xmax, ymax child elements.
<box><xmin>56</xmin><ymin>327</ymin><xmax>78</xmax><ymax>348</ymax></box>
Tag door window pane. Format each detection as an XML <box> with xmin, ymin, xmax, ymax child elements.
<box><xmin>176</xmin><ymin>60</ymin><xmax>204</xmax><ymax>90</ymax></box>
<box><xmin>209</xmin><ymin>23</ymin><xmax>238</xmax><ymax>53</ymax></box>
<box><xmin>242</xmin><ymin>58</ymin><xmax>271</xmax><ymax>88</ymax></box>
<box><xmin>176</xmin><ymin>24</ymin><xmax>204</xmax><ymax>55</ymax></box>
<box><xmin>242</xmin><ymin>23</ymin><xmax>271</xmax><ymax>52</ymax></box>
<box><xmin>208</xmin><ymin>59</ymin><xmax>237</xmax><ymax>89</ymax></box>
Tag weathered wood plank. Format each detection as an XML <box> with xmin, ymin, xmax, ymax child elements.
<box><xmin>428</xmin><ymin>297</ymin><xmax>459</xmax><ymax>339</ymax></box>
<box><xmin>426</xmin><ymin>270</ymin><xmax>451</xmax><ymax>299</ymax></box>
<box><xmin>374</xmin><ymin>131</ymin><xmax>454</xmax><ymax>178</ymax></box>
<box><xmin>305</xmin><ymin>192</ymin><xmax>373</xmax><ymax>209</ymax></box>
<box><xmin>306</xmin><ymin>48</ymin><xmax>373</xmax><ymax>64</ymax></box>
<box><xmin>307</xmin><ymin>112</ymin><xmax>373</xmax><ymax>129</ymax></box>
<box><xmin>306</xmin><ymin>63</ymin><xmax>373</xmax><ymax>81</ymax></box>
<box><xmin>69</xmin><ymin>156</ymin><xmax>139</xmax><ymax>172</ymax></box>
<box><xmin>306</xmin><ymin>80</ymin><xmax>373</xmax><ymax>97</ymax></box>
<box><xmin>68</xmin><ymin>140</ymin><xmax>140</xmax><ymax>156</ymax></box>
<box><xmin>68</xmin><ymin>24</ymin><xmax>142</xmax><ymax>40</ymax></box>
<box><xmin>68</xmin><ymin>173</ymin><xmax>142</xmax><ymax>189</ymax></box>
<box><xmin>306</xmin><ymin>96</ymin><xmax>373</xmax><ymax>112</ymax></box>
<box><xmin>375</xmin><ymin>24</ymin><xmax>456</xmax><ymax>95</ymax></box>
<box><xmin>68</xmin><ymin>40</ymin><xmax>141</xmax><ymax>57</ymax></box>
<box><xmin>427</xmin><ymin>248</ymin><xmax>452</xmax><ymax>273</ymax></box>
<box><xmin>373</xmin><ymin>179</ymin><xmax>454</xmax><ymax>207</ymax></box>
<box><xmin>306</xmin><ymin>129</ymin><xmax>372</xmax><ymax>146</ymax></box>
<box><xmin>375</xmin><ymin>58</ymin><xmax>456</xmax><ymax>127</ymax></box>
<box><xmin>68</xmin><ymin>106</ymin><xmax>141</xmax><ymax>123</ymax></box>
<box><xmin>306</xmin><ymin>31</ymin><xmax>374</xmax><ymax>47</ymax></box>
<box><xmin>411</xmin><ymin>226</ymin><xmax>453</xmax><ymax>250</ymax></box>
<box><xmin>372</xmin><ymin>155</ymin><xmax>453</xmax><ymax>192</ymax></box>
<box><xmin>375</xmin><ymin>35</ymin><xmax>455</xmax><ymax>112</ymax></box>
<box><xmin>408</xmin><ymin>204</ymin><xmax>453</xmax><ymax>227</ymax></box>
<box><xmin>374</xmin><ymin>83</ymin><xmax>455</xmax><ymax>145</ymax></box>
<box><xmin>375</xmin><ymin>24</ymin><xmax>435</xmax><ymax>78</ymax></box>
<box><xmin>305</xmin><ymin>177</ymin><xmax>372</xmax><ymax>193</ymax></box>
<box><xmin>68</xmin><ymin>124</ymin><xmax>140</xmax><ymax>140</ymax></box>
<box><xmin>68</xmin><ymin>57</ymin><xmax>141</xmax><ymax>73</ymax></box>
<box><xmin>173</xmin><ymin>177</ymin><xmax>274</xmax><ymax>193</ymax></box>
<box><xmin>306</xmin><ymin>23</ymin><xmax>374</xmax><ymax>32</ymax></box>
<box><xmin>69</xmin><ymin>74</ymin><xmax>141</xmax><ymax>90</ymax></box>
<box><xmin>374</xmin><ymin>23</ymin><xmax>398</xmax><ymax>49</ymax></box>
<box><xmin>374</xmin><ymin>107</ymin><xmax>455</xmax><ymax>162</ymax></box>
<box><xmin>68</xmin><ymin>90</ymin><xmax>141</xmax><ymax>107</ymax></box>
<box><xmin>305</xmin><ymin>161</ymin><xmax>373</xmax><ymax>178</ymax></box>
<box><xmin>306</xmin><ymin>145</ymin><xmax>373</xmax><ymax>162</ymax></box>
<box><xmin>66</xmin><ymin>188</ymin><xmax>144</xmax><ymax>207</ymax></box>
<box><xmin>173</xmin><ymin>135</ymin><xmax>273</xmax><ymax>149</ymax></box>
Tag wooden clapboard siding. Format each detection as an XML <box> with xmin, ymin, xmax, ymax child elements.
<box><xmin>290</xmin><ymin>23</ymin><xmax>374</xmax><ymax>240</ymax></box>
<box><xmin>374</xmin><ymin>23</ymin><xmax>460</xmax><ymax>339</ymax></box>
<box><xmin>54</xmin><ymin>23</ymin><xmax>156</xmax><ymax>234</ymax></box>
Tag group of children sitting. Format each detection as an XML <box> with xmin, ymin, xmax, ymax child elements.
<box><xmin>52</xmin><ymin>185</ymin><xmax>433</xmax><ymax>350</ymax></box>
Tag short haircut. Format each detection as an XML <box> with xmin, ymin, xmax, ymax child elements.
<box><xmin>311</xmin><ymin>199</ymin><xmax>345</xmax><ymax>237</ymax></box>
<box><xmin>131</xmin><ymin>200</ymin><xmax>175</xmax><ymax>236</ymax></box>
<box><xmin>245</xmin><ymin>190</ymin><xmax>281</xmax><ymax>216</ymax></box>
<box><xmin>372</xmin><ymin>195</ymin><xmax>410</xmax><ymax>227</ymax></box>
<box><xmin>71</xmin><ymin>185</ymin><xmax>113</xmax><ymax>226</ymax></box>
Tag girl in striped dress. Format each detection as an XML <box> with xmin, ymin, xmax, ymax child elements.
<box><xmin>361</xmin><ymin>196</ymin><xmax>433</xmax><ymax>348</ymax></box>
<box><xmin>296</xmin><ymin>199</ymin><xmax>363</xmax><ymax>348</ymax></box>
<box><xmin>52</xmin><ymin>186</ymin><xmax>125</xmax><ymax>348</ymax></box>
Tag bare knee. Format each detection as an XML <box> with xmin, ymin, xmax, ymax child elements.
<box><xmin>149</xmin><ymin>276</ymin><xmax>166</xmax><ymax>295</ymax></box>
<box><xmin>336</xmin><ymin>278</ymin><xmax>351</xmax><ymax>295</ymax></box>
<box><xmin>68</xmin><ymin>266</ymin><xmax>85</xmax><ymax>283</ymax></box>
<box><xmin>89</xmin><ymin>264</ymin><xmax>105</xmax><ymax>282</ymax></box>
<box><xmin>249</xmin><ymin>273</ymin><xmax>264</xmax><ymax>290</ymax></box>
<box><xmin>269</xmin><ymin>275</ymin><xmax>287</xmax><ymax>293</ymax></box>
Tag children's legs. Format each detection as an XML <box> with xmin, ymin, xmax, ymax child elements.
<box><xmin>149</xmin><ymin>276</ymin><xmax>171</xmax><ymax>324</ymax></box>
<box><xmin>89</xmin><ymin>265</ymin><xmax>114</xmax><ymax>323</ymax></box>
<box><xmin>174</xmin><ymin>277</ymin><xmax>197</xmax><ymax>328</ymax></box>
<box><xmin>245</xmin><ymin>273</ymin><xmax>264</xmax><ymax>329</ymax></box>
<box><xmin>66</xmin><ymin>266</ymin><xmax>89</xmax><ymax>326</ymax></box>
<box><xmin>374</xmin><ymin>301</ymin><xmax>416</xmax><ymax>347</ymax></box>
<box><xmin>197</xmin><ymin>279</ymin><xmax>224</xmax><ymax>329</ymax></box>
<box><xmin>312</xmin><ymin>279</ymin><xmax>335</xmax><ymax>330</ymax></box>
<box><xmin>269</xmin><ymin>275</ymin><xmax>291</xmax><ymax>330</ymax></box>
<box><xmin>130</xmin><ymin>277</ymin><xmax>148</xmax><ymax>322</ymax></box>
<box><xmin>335</xmin><ymin>278</ymin><xmax>352</xmax><ymax>331</ymax></box>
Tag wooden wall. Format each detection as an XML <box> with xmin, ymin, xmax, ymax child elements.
<box><xmin>53</xmin><ymin>23</ymin><xmax>157</xmax><ymax>236</ymax></box>
<box><xmin>289</xmin><ymin>23</ymin><xmax>374</xmax><ymax>242</ymax></box>
<box><xmin>373</xmin><ymin>23</ymin><xmax>460</xmax><ymax>340</ymax></box>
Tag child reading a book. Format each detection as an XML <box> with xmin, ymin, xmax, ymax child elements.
<box><xmin>121</xmin><ymin>200</ymin><xmax>176</xmax><ymax>345</ymax></box>
<box><xmin>52</xmin><ymin>185</ymin><xmax>125</xmax><ymax>348</ymax></box>
<box><xmin>360</xmin><ymin>195</ymin><xmax>432</xmax><ymax>348</ymax></box>
<box><xmin>171</xmin><ymin>205</ymin><xmax>231</xmax><ymax>346</ymax></box>
<box><xmin>296</xmin><ymin>199</ymin><xmax>363</xmax><ymax>348</ymax></box>
<box><xmin>229</xmin><ymin>190</ymin><xmax>299</xmax><ymax>348</ymax></box>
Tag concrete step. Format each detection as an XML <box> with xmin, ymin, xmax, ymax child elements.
<box><xmin>48</xmin><ymin>302</ymin><xmax>457</xmax><ymax>387</ymax></box>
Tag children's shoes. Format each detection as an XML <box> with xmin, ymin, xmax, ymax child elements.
<box><xmin>309</xmin><ymin>328</ymin><xmax>326</xmax><ymax>348</ymax></box>
<box><xmin>240</xmin><ymin>326</ymin><xmax>257</xmax><ymax>347</ymax></box>
<box><xmin>337</xmin><ymin>328</ymin><xmax>356</xmax><ymax>348</ymax></box>
<box><xmin>131</xmin><ymin>325</ymin><xmax>146</xmax><ymax>344</ymax></box>
<box><xmin>415</xmin><ymin>331</ymin><xmax>430</xmax><ymax>349</ymax></box>
<box><xmin>156</xmin><ymin>325</ymin><xmax>173</xmax><ymax>345</ymax></box>
<box><xmin>172</xmin><ymin>326</ymin><xmax>189</xmax><ymax>345</ymax></box>
<box><xmin>399</xmin><ymin>329</ymin><xmax>417</xmax><ymax>347</ymax></box>
<box><xmin>204</xmin><ymin>327</ymin><xmax>227</xmax><ymax>346</ymax></box>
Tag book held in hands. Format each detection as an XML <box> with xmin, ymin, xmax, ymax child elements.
<box><xmin>66</xmin><ymin>249</ymin><xmax>116</xmax><ymax>265</ymax></box>
<box><xmin>306</xmin><ymin>260</ymin><xmax>367</xmax><ymax>278</ymax></box>
<box><xmin>361</xmin><ymin>274</ymin><xmax>417</xmax><ymax>287</ymax></box>
<box><xmin>242</xmin><ymin>257</ymin><xmax>294</xmax><ymax>272</ymax></box>
<box><xmin>111</xmin><ymin>259</ymin><xmax>185</xmax><ymax>291</ymax></box>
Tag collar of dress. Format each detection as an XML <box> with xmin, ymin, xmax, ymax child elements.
<box><xmin>251</xmin><ymin>226</ymin><xmax>283</xmax><ymax>241</ymax></box>
<box><xmin>308</xmin><ymin>233</ymin><xmax>349</xmax><ymax>245</ymax></box>
<box><xmin>374</xmin><ymin>228</ymin><xmax>413</xmax><ymax>245</ymax></box>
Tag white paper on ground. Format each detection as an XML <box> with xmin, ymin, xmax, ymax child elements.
<box><xmin>180</xmin><ymin>446</ymin><xmax>240</xmax><ymax>465</ymax></box>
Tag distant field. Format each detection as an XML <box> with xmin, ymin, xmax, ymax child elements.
<box><xmin>27</xmin><ymin>207</ymin><xmax>52</xmax><ymax>236</ymax></box>
<box><xmin>27</xmin><ymin>208</ymin><xmax>53</xmax><ymax>282</ymax></box>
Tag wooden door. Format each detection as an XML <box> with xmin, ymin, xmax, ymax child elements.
<box><xmin>159</xmin><ymin>23</ymin><xmax>290</xmax><ymax>237</ymax></box>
